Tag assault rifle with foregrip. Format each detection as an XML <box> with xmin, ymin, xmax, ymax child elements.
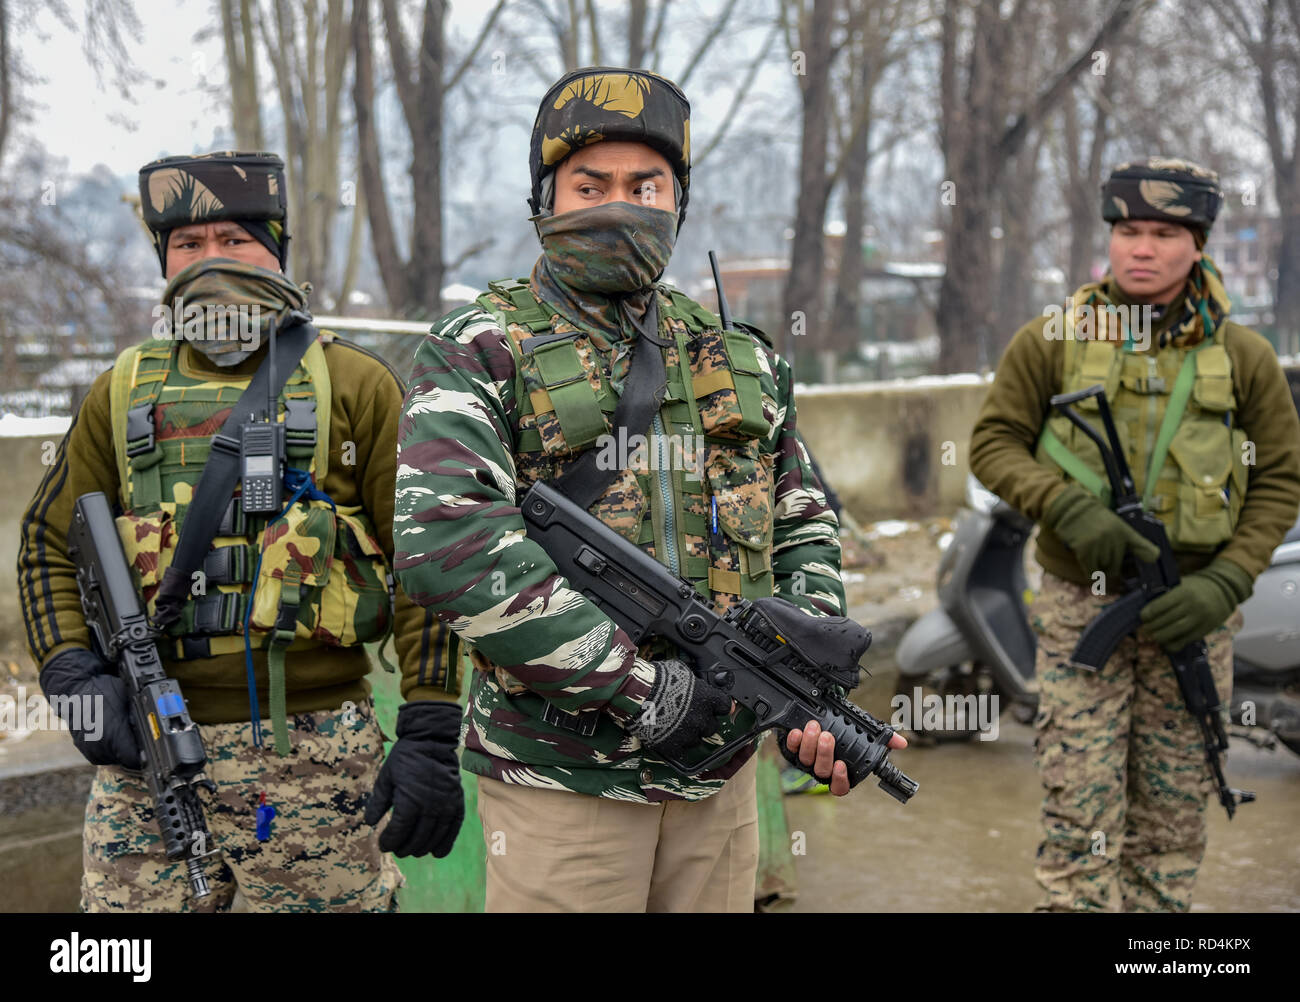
<box><xmin>1049</xmin><ymin>385</ymin><xmax>1255</xmax><ymax>819</ymax></box>
<box><xmin>68</xmin><ymin>491</ymin><xmax>219</xmax><ymax>896</ymax></box>
<box><xmin>520</xmin><ymin>479</ymin><xmax>918</xmax><ymax>804</ymax></box>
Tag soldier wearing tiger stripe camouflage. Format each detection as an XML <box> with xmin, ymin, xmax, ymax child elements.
<box><xmin>393</xmin><ymin>66</ymin><xmax>903</xmax><ymax>913</ymax></box>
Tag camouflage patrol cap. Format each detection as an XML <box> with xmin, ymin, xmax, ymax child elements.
<box><xmin>1101</xmin><ymin>157</ymin><xmax>1224</xmax><ymax>234</ymax></box>
<box><xmin>138</xmin><ymin>151</ymin><xmax>289</xmax><ymax>274</ymax></box>
<box><xmin>528</xmin><ymin>66</ymin><xmax>691</xmax><ymax>226</ymax></box>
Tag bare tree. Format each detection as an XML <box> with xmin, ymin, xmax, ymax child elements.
<box><xmin>0</xmin><ymin>0</ymin><xmax>11</xmax><ymax>167</ymax></box>
<box><xmin>1056</xmin><ymin>23</ymin><xmax>1118</xmax><ymax>288</ymax></box>
<box><xmin>1206</xmin><ymin>0</ymin><xmax>1300</xmax><ymax>355</ymax></box>
<box><xmin>220</xmin><ymin>0</ymin><xmax>264</xmax><ymax>149</ymax></box>
<box><xmin>779</xmin><ymin>0</ymin><xmax>834</xmax><ymax>368</ymax></box>
<box><xmin>255</xmin><ymin>0</ymin><xmax>352</xmax><ymax>299</ymax></box>
<box><xmin>352</xmin><ymin>0</ymin><xmax>506</xmax><ymax>318</ymax></box>
<box><xmin>934</xmin><ymin>0</ymin><xmax>1145</xmax><ymax>373</ymax></box>
<box><xmin>826</xmin><ymin>0</ymin><xmax>922</xmax><ymax>363</ymax></box>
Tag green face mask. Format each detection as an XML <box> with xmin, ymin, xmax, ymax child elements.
<box><xmin>537</xmin><ymin>201</ymin><xmax>677</xmax><ymax>294</ymax></box>
<box><xmin>158</xmin><ymin>258</ymin><xmax>308</xmax><ymax>366</ymax></box>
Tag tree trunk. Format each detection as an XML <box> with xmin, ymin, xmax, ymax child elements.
<box><xmin>781</xmin><ymin>0</ymin><xmax>834</xmax><ymax>371</ymax></box>
<box><xmin>935</xmin><ymin>0</ymin><xmax>1142</xmax><ymax>373</ymax></box>
<box><xmin>404</xmin><ymin>0</ymin><xmax>446</xmax><ymax>319</ymax></box>
<box><xmin>352</xmin><ymin>0</ymin><xmax>407</xmax><ymax>312</ymax></box>
<box><xmin>829</xmin><ymin>70</ymin><xmax>872</xmax><ymax>359</ymax></box>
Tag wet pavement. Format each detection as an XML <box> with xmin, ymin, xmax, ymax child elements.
<box><xmin>783</xmin><ymin>665</ymin><xmax>1300</xmax><ymax>912</ymax></box>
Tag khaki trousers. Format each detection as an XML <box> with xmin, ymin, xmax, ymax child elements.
<box><xmin>475</xmin><ymin>755</ymin><xmax>760</xmax><ymax>912</ymax></box>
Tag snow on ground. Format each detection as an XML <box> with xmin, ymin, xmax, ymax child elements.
<box><xmin>0</xmin><ymin>414</ymin><xmax>71</xmax><ymax>437</ymax></box>
<box><xmin>795</xmin><ymin>371</ymin><xmax>992</xmax><ymax>395</ymax></box>
<box><xmin>864</xmin><ymin>519</ymin><xmax>917</xmax><ymax>539</ymax></box>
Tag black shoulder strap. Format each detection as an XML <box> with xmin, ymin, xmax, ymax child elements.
<box><xmin>552</xmin><ymin>296</ymin><xmax>669</xmax><ymax>510</ymax></box>
<box><xmin>151</xmin><ymin>319</ymin><xmax>318</xmax><ymax>629</ymax></box>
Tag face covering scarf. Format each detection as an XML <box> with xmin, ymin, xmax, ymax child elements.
<box><xmin>159</xmin><ymin>258</ymin><xmax>309</xmax><ymax>367</ymax></box>
<box><xmin>531</xmin><ymin>201</ymin><xmax>677</xmax><ymax>390</ymax></box>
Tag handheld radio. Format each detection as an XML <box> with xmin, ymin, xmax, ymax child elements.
<box><xmin>239</xmin><ymin>316</ymin><xmax>286</xmax><ymax>515</ymax></box>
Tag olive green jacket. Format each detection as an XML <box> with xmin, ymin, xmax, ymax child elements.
<box><xmin>970</xmin><ymin>314</ymin><xmax>1300</xmax><ymax>586</ymax></box>
<box><xmin>18</xmin><ymin>336</ymin><xmax>459</xmax><ymax>723</ymax></box>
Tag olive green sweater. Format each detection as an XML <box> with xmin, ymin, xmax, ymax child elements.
<box><xmin>969</xmin><ymin>314</ymin><xmax>1300</xmax><ymax>586</ymax></box>
<box><xmin>17</xmin><ymin>335</ymin><xmax>460</xmax><ymax>723</ymax></box>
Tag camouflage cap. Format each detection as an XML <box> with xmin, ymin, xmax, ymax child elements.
<box><xmin>1101</xmin><ymin>156</ymin><xmax>1224</xmax><ymax>233</ymax></box>
<box><xmin>528</xmin><ymin>66</ymin><xmax>691</xmax><ymax>226</ymax></box>
<box><xmin>138</xmin><ymin>151</ymin><xmax>289</xmax><ymax>273</ymax></box>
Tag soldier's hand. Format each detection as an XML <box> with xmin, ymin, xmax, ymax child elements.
<box><xmin>39</xmin><ymin>647</ymin><xmax>144</xmax><ymax>769</ymax></box>
<box><xmin>783</xmin><ymin>721</ymin><xmax>908</xmax><ymax>797</ymax></box>
<box><xmin>628</xmin><ymin>658</ymin><xmax>733</xmax><ymax>761</ymax></box>
<box><xmin>1042</xmin><ymin>484</ymin><xmax>1160</xmax><ymax>586</ymax></box>
<box><xmin>364</xmin><ymin>700</ymin><xmax>465</xmax><ymax>858</ymax></box>
<box><xmin>1139</xmin><ymin>559</ymin><xmax>1252</xmax><ymax>651</ymax></box>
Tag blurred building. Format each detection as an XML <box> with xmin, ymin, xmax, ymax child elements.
<box><xmin>1206</xmin><ymin>213</ymin><xmax>1280</xmax><ymax>332</ymax></box>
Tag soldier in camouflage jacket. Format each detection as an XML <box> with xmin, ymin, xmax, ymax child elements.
<box><xmin>394</xmin><ymin>67</ymin><xmax>902</xmax><ymax>912</ymax></box>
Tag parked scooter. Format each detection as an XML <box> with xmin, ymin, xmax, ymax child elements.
<box><xmin>896</xmin><ymin>474</ymin><xmax>1300</xmax><ymax>754</ymax></box>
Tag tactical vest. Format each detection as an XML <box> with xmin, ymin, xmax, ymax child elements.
<box><xmin>482</xmin><ymin>277</ymin><xmax>777</xmax><ymax>628</ymax></box>
<box><xmin>1036</xmin><ymin>322</ymin><xmax>1248</xmax><ymax>552</ymax></box>
<box><xmin>108</xmin><ymin>337</ymin><xmax>394</xmax><ymax>749</ymax></box>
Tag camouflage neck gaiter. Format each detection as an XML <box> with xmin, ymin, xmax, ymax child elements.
<box><xmin>158</xmin><ymin>258</ymin><xmax>310</xmax><ymax>367</ymax></box>
<box><xmin>531</xmin><ymin>201</ymin><xmax>676</xmax><ymax>387</ymax></box>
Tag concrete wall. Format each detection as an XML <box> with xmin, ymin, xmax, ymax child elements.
<box><xmin>5</xmin><ymin>365</ymin><xmax>1294</xmax><ymax>669</ymax></box>
<box><xmin>0</xmin><ymin>377</ymin><xmax>994</xmax><ymax>670</ymax></box>
<box><xmin>795</xmin><ymin>377</ymin><xmax>992</xmax><ymax>523</ymax></box>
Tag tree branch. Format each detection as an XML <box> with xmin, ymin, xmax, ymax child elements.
<box><xmin>445</xmin><ymin>0</ymin><xmax>507</xmax><ymax>91</ymax></box>
<box><xmin>693</xmin><ymin>20</ymin><xmax>779</xmax><ymax>167</ymax></box>
<box><xmin>676</xmin><ymin>0</ymin><xmax>740</xmax><ymax>90</ymax></box>
<box><xmin>997</xmin><ymin>0</ymin><xmax>1147</xmax><ymax>161</ymax></box>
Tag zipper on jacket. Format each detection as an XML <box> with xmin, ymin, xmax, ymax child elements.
<box><xmin>652</xmin><ymin>412</ymin><xmax>679</xmax><ymax>575</ymax></box>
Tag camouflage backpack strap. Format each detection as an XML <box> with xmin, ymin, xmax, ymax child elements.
<box><xmin>486</xmin><ymin>278</ymin><xmax>609</xmax><ymax>453</ymax></box>
<box><xmin>109</xmin><ymin>338</ymin><xmax>175</xmax><ymax>511</ymax></box>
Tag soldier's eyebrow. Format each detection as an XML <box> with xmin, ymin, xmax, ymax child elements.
<box><xmin>570</xmin><ymin>165</ymin><xmax>665</xmax><ymax>183</ymax></box>
<box><xmin>168</xmin><ymin>225</ymin><xmax>206</xmax><ymax>243</ymax></box>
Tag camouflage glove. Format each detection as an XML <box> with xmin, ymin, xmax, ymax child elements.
<box><xmin>1041</xmin><ymin>484</ymin><xmax>1160</xmax><ymax>585</ymax></box>
<box><xmin>364</xmin><ymin>701</ymin><xmax>464</xmax><ymax>859</ymax></box>
<box><xmin>1139</xmin><ymin>558</ymin><xmax>1253</xmax><ymax>651</ymax></box>
<box><xmin>39</xmin><ymin>648</ymin><xmax>143</xmax><ymax>769</ymax></box>
<box><xmin>628</xmin><ymin>658</ymin><xmax>733</xmax><ymax>761</ymax></box>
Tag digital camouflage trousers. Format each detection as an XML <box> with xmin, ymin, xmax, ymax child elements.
<box><xmin>1030</xmin><ymin>571</ymin><xmax>1240</xmax><ymax>913</ymax></box>
<box><xmin>81</xmin><ymin>697</ymin><xmax>402</xmax><ymax>912</ymax></box>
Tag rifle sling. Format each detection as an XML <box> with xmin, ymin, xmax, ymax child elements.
<box><xmin>151</xmin><ymin>321</ymin><xmax>318</xmax><ymax>628</ymax></box>
<box><xmin>552</xmin><ymin>295</ymin><xmax>669</xmax><ymax>510</ymax></box>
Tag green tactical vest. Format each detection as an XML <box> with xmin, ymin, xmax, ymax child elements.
<box><xmin>1036</xmin><ymin>322</ymin><xmax>1248</xmax><ymax>552</ymax></box>
<box><xmin>107</xmin><ymin>336</ymin><xmax>395</xmax><ymax>751</ymax></box>
<box><xmin>476</xmin><ymin>277</ymin><xmax>778</xmax><ymax>665</ymax></box>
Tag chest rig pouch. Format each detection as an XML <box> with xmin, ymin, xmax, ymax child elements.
<box><xmin>464</xmin><ymin>278</ymin><xmax>778</xmax><ymax>707</ymax></box>
<box><xmin>1036</xmin><ymin>323</ymin><xmax>1247</xmax><ymax>552</ymax></box>
<box><xmin>108</xmin><ymin>334</ymin><xmax>394</xmax><ymax>751</ymax></box>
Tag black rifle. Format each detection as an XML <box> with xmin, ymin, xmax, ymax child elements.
<box><xmin>520</xmin><ymin>480</ymin><xmax>918</xmax><ymax>803</ymax></box>
<box><xmin>68</xmin><ymin>491</ymin><xmax>218</xmax><ymax>896</ymax></box>
<box><xmin>1049</xmin><ymin>385</ymin><xmax>1255</xmax><ymax>818</ymax></box>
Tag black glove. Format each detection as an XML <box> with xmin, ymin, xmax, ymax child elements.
<box><xmin>39</xmin><ymin>647</ymin><xmax>143</xmax><ymax>769</ymax></box>
<box><xmin>627</xmin><ymin>659</ymin><xmax>733</xmax><ymax>762</ymax></box>
<box><xmin>363</xmin><ymin>701</ymin><xmax>465</xmax><ymax>859</ymax></box>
